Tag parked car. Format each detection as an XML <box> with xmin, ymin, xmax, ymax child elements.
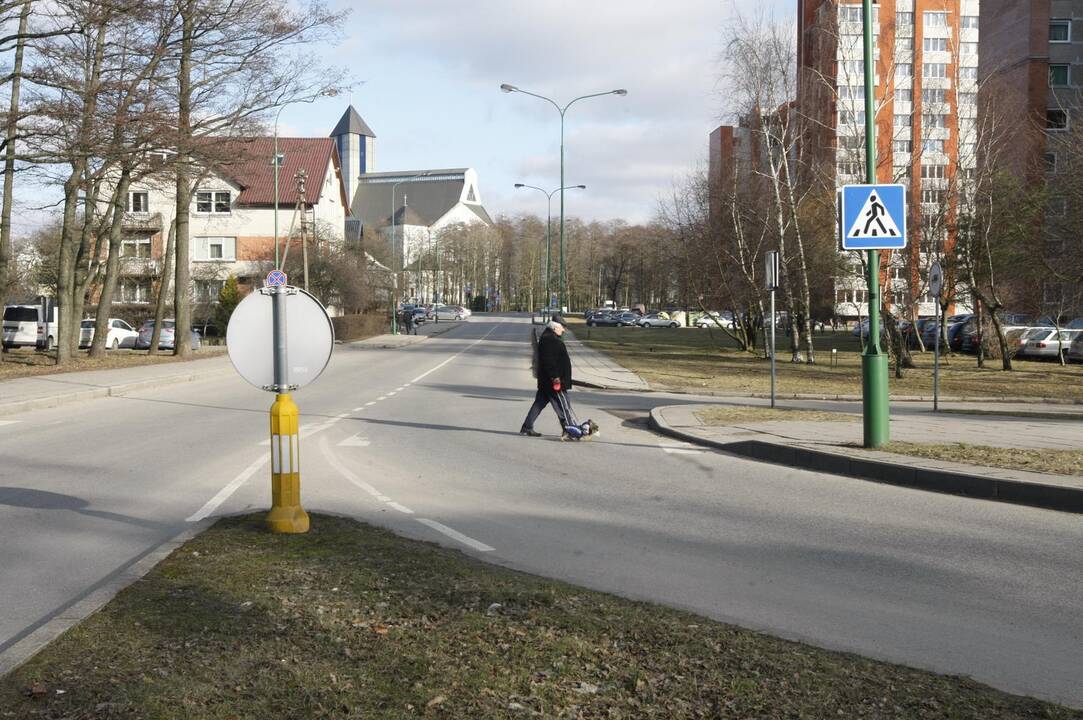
<box><xmin>2</xmin><ymin>303</ymin><xmax>60</xmax><ymax>350</ymax></box>
<box><xmin>79</xmin><ymin>318</ymin><xmax>138</xmax><ymax>349</ymax></box>
<box><xmin>1067</xmin><ymin>333</ymin><xmax>1083</xmax><ymax>363</ymax></box>
<box><xmin>432</xmin><ymin>304</ymin><xmax>466</xmax><ymax>320</ymax></box>
<box><xmin>587</xmin><ymin>311</ymin><xmax>637</xmax><ymax>327</ymax></box>
<box><xmin>637</xmin><ymin>312</ymin><xmax>680</xmax><ymax>328</ymax></box>
<box><xmin>695</xmin><ymin>311</ymin><xmax>735</xmax><ymax>329</ymax></box>
<box><xmin>134</xmin><ymin>319</ymin><xmax>202</xmax><ymax>350</ymax></box>
<box><xmin>409</xmin><ymin>307</ymin><xmax>428</xmax><ymax>325</ymax></box>
<box><xmin>1017</xmin><ymin>327</ymin><xmax>1081</xmax><ymax>361</ymax></box>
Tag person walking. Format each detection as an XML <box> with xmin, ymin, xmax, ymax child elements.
<box><xmin>403</xmin><ymin>308</ymin><xmax>415</xmax><ymax>335</ymax></box>
<box><xmin>520</xmin><ymin>314</ymin><xmax>576</xmax><ymax>439</ymax></box>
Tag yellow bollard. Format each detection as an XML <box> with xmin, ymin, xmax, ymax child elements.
<box><xmin>266</xmin><ymin>393</ymin><xmax>309</xmax><ymax>533</ymax></box>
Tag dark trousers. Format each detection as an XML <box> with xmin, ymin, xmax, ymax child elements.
<box><xmin>521</xmin><ymin>388</ymin><xmax>571</xmax><ymax>431</ymax></box>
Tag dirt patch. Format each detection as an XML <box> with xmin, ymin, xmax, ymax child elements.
<box><xmin>884</xmin><ymin>442</ymin><xmax>1083</xmax><ymax>477</ymax></box>
<box><xmin>697</xmin><ymin>406</ymin><xmax>859</xmax><ymax>426</ymax></box>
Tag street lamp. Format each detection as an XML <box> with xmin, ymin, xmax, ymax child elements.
<box><xmin>273</xmin><ymin>89</ymin><xmax>338</xmax><ymax>271</ymax></box>
<box><xmin>389</xmin><ymin>171</ymin><xmax>432</xmax><ymax>334</ymax></box>
<box><xmin>501</xmin><ymin>83</ymin><xmax>626</xmax><ymax>310</ymax></box>
<box><xmin>514</xmin><ymin>183</ymin><xmax>586</xmax><ymax>312</ymax></box>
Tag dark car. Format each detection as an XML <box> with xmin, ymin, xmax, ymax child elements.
<box><xmin>587</xmin><ymin>311</ymin><xmax>637</xmax><ymax>327</ymax></box>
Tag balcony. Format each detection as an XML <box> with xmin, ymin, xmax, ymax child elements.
<box><xmin>121</xmin><ymin>211</ymin><xmax>163</xmax><ymax>233</ymax></box>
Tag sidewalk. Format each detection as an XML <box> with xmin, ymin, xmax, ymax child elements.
<box><xmin>563</xmin><ymin>329</ymin><xmax>650</xmax><ymax>392</ymax></box>
<box><xmin>650</xmin><ymin>399</ymin><xmax>1083</xmax><ymax>514</ymax></box>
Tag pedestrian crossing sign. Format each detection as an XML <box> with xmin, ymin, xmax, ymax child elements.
<box><xmin>840</xmin><ymin>184</ymin><xmax>907</xmax><ymax>250</ymax></box>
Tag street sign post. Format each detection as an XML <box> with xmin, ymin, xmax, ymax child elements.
<box><xmin>227</xmin><ymin>285</ymin><xmax>334</xmax><ymax>533</ymax></box>
<box><xmin>765</xmin><ymin>250</ymin><xmax>779</xmax><ymax>409</ymax></box>
<box><xmin>929</xmin><ymin>262</ymin><xmax>943</xmax><ymax>412</ymax></box>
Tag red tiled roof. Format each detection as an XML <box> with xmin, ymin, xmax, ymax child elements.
<box><xmin>210</xmin><ymin>137</ymin><xmax>347</xmax><ymax>208</ymax></box>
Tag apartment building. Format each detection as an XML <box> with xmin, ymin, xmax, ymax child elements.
<box><xmin>798</xmin><ymin>0</ymin><xmax>980</xmax><ymax>321</ymax></box>
<box><xmin>981</xmin><ymin>1</ymin><xmax>1082</xmax><ymax>317</ymax></box>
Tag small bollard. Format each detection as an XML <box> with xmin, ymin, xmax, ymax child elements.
<box><xmin>831</xmin><ymin>348</ymin><xmax>838</xmax><ymax>368</ymax></box>
<box><xmin>266</xmin><ymin>392</ymin><xmax>309</xmax><ymax>533</ymax></box>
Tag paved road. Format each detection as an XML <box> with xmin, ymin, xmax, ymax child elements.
<box><xmin>1</xmin><ymin>314</ymin><xmax>1081</xmax><ymax>708</ymax></box>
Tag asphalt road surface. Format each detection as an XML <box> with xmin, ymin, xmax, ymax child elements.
<box><xmin>1</xmin><ymin>314</ymin><xmax>1081</xmax><ymax>707</ymax></box>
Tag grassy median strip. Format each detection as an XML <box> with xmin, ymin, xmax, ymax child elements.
<box><xmin>2</xmin><ymin>514</ymin><xmax>1078</xmax><ymax>719</ymax></box>
<box><xmin>696</xmin><ymin>406</ymin><xmax>858</xmax><ymax>426</ymax></box>
<box><xmin>571</xmin><ymin>323</ymin><xmax>1083</xmax><ymax>401</ymax></box>
<box><xmin>884</xmin><ymin>442</ymin><xmax>1083</xmax><ymax>477</ymax></box>
<box><xmin>0</xmin><ymin>347</ymin><xmax>226</xmax><ymax>382</ymax></box>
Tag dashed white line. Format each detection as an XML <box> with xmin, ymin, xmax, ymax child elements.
<box><xmin>365</xmin><ymin>401</ymin><xmax>377</xmax><ymax>406</ymax></box>
<box><xmin>351</xmin><ymin>407</ymin><xmax>365</xmax><ymax>412</ymax></box>
<box><xmin>0</xmin><ymin>420</ymin><xmax>20</xmax><ymax>428</ymax></box>
<box><xmin>387</xmin><ymin>391</ymin><xmax>397</xmax><ymax>396</ymax></box>
<box><xmin>387</xmin><ymin>502</ymin><xmax>414</xmax><ymax>514</ymax></box>
<box><xmin>416</xmin><ymin>519</ymin><xmax>494</xmax><ymax>552</ymax></box>
<box><xmin>187</xmin><ymin>456</ymin><xmax>266</xmax><ymax>522</ymax></box>
<box><xmin>377</xmin><ymin>395</ymin><xmax>388</xmax><ymax>401</ymax></box>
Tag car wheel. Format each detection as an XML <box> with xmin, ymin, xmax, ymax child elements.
<box><xmin>43</xmin><ymin>336</ymin><xmax>53</xmax><ymax>351</ymax></box>
<box><xmin>670</xmin><ymin>322</ymin><xmax>679</xmax><ymax>328</ymax></box>
<box><xmin>587</xmin><ymin>321</ymin><xmax>594</xmax><ymax>327</ymax></box>
<box><xmin>111</xmin><ymin>338</ymin><xmax>119</xmax><ymax>350</ymax></box>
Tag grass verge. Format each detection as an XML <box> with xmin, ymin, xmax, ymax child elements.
<box><xmin>569</xmin><ymin>322</ymin><xmax>1083</xmax><ymax>401</ymax></box>
<box><xmin>2</xmin><ymin>513</ymin><xmax>1079</xmax><ymax>719</ymax></box>
<box><xmin>884</xmin><ymin>442</ymin><xmax>1083</xmax><ymax>477</ymax></box>
<box><xmin>0</xmin><ymin>347</ymin><xmax>226</xmax><ymax>382</ymax></box>
<box><xmin>696</xmin><ymin>406</ymin><xmax>858</xmax><ymax>426</ymax></box>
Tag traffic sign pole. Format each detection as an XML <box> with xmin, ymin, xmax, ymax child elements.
<box><xmin>266</xmin><ymin>284</ymin><xmax>308</xmax><ymax>533</ymax></box>
<box><xmin>861</xmin><ymin>0</ymin><xmax>890</xmax><ymax>448</ymax></box>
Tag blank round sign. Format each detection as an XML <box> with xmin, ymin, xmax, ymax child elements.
<box><xmin>226</xmin><ymin>287</ymin><xmax>335</xmax><ymax>391</ymax></box>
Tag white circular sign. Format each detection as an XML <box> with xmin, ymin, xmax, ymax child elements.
<box><xmin>928</xmin><ymin>262</ymin><xmax>944</xmax><ymax>296</ymax></box>
<box><xmin>226</xmin><ymin>287</ymin><xmax>334</xmax><ymax>391</ymax></box>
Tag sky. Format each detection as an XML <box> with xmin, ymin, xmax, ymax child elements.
<box><xmin>279</xmin><ymin>0</ymin><xmax>795</xmax><ymax>226</ymax></box>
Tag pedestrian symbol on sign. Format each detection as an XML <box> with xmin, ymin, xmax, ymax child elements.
<box><xmin>849</xmin><ymin>191</ymin><xmax>900</xmax><ymax>239</ymax></box>
<box><xmin>840</xmin><ymin>184</ymin><xmax>907</xmax><ymax>250</ymax></box>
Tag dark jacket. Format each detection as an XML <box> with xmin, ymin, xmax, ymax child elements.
<box><xmin>536</xmin><ymin>327</ymin><xmax>572</xmax><ymax>390</ymax></box>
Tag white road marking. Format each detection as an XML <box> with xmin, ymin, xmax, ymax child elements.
<box><xmin>396</xmin><ymin>387</ymin><xmax>406</xmax><ymax>392</ymax></box>
<box><xmin>320</xmin><ymin>436</ymin><xmax>392</xmax><ymax>503</ymax></box>
<box><xmin>338</xmin><ymin>433</ymin><xmax>371</xmax><ymax>447</ymax></box>
<box><xmin>365</xmin><ymin>401</ymin><xmax>377</xmax><ymax>406</ymax></box>
<box><xmin>410</xmin><ymin>325</ymin><xmax>499</xmax><ymax>385</ymax></box>
<box><xmin>187</xmin><ymin>456</ymin><xmax>266</xmax><ymax>522</ymax></box>
<box><xmin>416</xmin><ymin>519</ymin><xmax>494</xmax><ymax>552</ymax></box>
<box><xmin>659</xmin><ymin>441</ymin><xmax>707</xmax><ymax>455</ymax></box>
<box><xmin>377</xmin><ymin>395</ymin><xmax>388</xmax><ymax>401</ymax></box>
<box><xmin>387</xmin><ymin>502</ymin><xmax>414</xmax><ymax>514</ymax></box>
<box><xmin>387</xmin><ymin>391</ymin><xmax>397</xmax><ymax>396</ymax></box>
<box><xmin>351</xmin><ymin>407</ymin><xmax>365</xmax><ymax>412</ymax></box>
<box><xmin>0</xmin><ymin>420</ymin><xmax>20</xmax><ymax>428</ymax></box>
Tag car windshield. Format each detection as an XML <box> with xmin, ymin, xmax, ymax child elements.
<box><xmin>4</xmin><ymin>306</ymin><xmax>37</xmax><ymax>322</ymax></box>
<box><xmin>80</xmin><ymin>320</ymin><xmax>95</xmax><ymax>328</ymax></box>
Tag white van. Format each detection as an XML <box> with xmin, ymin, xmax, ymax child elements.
<box><xmin>2</xmin><ymin>304</ymin><xmax>60</xmax><ymax>350</ymax></box>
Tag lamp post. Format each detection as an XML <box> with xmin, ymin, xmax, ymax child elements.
<box><xmin>389</xmin><ymin>171</ymin><xmax>432</xmax><ymax>334</ymax></box>
<box><xmin>273</xmin><ymin>89</ymin><xmax>338</xmax><ymax>271</ymax></box>
<box><xmin>501</xmin><ymin>83</ymin><xmax>626</xmax><ymax>311</ymax></box>
<box><xmin>514</xmin><ymin>183</ymin><xmax>586</xmax><ymax>312</ymax></box>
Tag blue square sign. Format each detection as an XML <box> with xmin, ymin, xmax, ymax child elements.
<box><xmin>840</xmin><ymin>184</ymin><xmax>907</xmax><ymax>250</ymax></box>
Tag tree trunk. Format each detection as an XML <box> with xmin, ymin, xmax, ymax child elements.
<box><xmin>150</xmin><ymin>219</ymin><xmax>176</xmax><ymax>354</ymax></box>
<box><xmin>173</xmin><ymin>2</ymin><xmax>194</xmax><ymax>358</ymax></box>
<box><xmin>0</xmin><ymin>0</ymin><xmax>31</xmax><ymax>361</ymax></box>
<box><xmin>89</xmin><ymin>170</ymin><xmax>131</xmax><ymax>357</ymax></box>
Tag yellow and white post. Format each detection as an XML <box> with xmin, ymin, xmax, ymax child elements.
<box><xmin>265</xmin><ymin>285</ymin><xmax>309</xmax><ymax>533</ymax></box>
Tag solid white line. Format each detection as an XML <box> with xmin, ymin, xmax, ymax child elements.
<box><xmin>387</xmin><ymin>502</ymin><xmax>414</xmax><ymax>514</ymax></box>
<box><xmin>416</xmin><ymin>518</ymin><xmax>494</xmax><ymax>552</ymax></box>
<box><xmin>320</xmin><ymin>436</ymin><xmax>389</xmax><ymax>503</ymax></box>
<box><xmin>410</xmin><ymin>325</ymin><xmax>499</xmax><ymax>385</ymax></box>
<box><xmin>187</xmin><ymin>456</ymin><xmax>265</xmax><ymax>522</ymax></box>
<box><xmin>0</xmin><ymin>420</ymin><xmax>20</xmax><ymax>427</ymax></box>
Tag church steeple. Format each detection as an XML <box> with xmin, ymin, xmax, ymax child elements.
<box><xmin>330</xmin><ymin>105</ymin><xmax>376</xmax><ymax>205</ymax></box>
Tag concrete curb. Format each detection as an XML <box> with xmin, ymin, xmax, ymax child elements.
<box><xmin>0</xmin><ymin>519</ymin><xmax>214</xmax><ymax>678</ymax></box>
<box><xmin>649</xmin><ymin>385</ymin><xmax>1083</xmax><ymax>406</ymax></box>
<box><xmin>648</xmin><ymin>407</ymin><xmax>1083</xmax><ymax>515</ymax></box>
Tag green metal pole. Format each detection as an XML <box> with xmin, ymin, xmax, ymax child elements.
<box><xmin>545</xmin><ymin>194</ymin><xmax>552</xmax><ymax>309</ymax></box>
<box><xmin>862</xmin><ymin>0</ymin><xmax>890</xmax><ymax>447</ymax></box>
<box><xmin>390</xmin><ymin>185</ymin><xmax>398</xmax><ymax>335</ymax></box>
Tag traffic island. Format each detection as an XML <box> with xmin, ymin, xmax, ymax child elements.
<box><xmin>2</xmin><ymin>513</ymin><xmax>1079</xmax><ymax>719</ymax></box>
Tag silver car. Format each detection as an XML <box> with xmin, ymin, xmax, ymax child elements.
<box><xmin>637</xmin><ymin>313</ymin><xmax>679</xmax><ymax>328</ymax></box>
<box><xmin>1018</xmin><ymin>328</ymin><xmax>1081</xmax><ymax>360</ymax></box>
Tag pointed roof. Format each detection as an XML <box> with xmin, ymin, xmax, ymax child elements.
<box><xmin>330</xmin><ymin>105</ymin><xmax>376</xmax><ymax>138</ymax></box>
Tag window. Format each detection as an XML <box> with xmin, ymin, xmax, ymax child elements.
<box><xmin>119</xmin><ymin>279</ymin><xmax>151</xmax><ymax>304</ymax></box>
<box><xmin>896</xmin><ymin>63</ymin><xmax>913</xmax><ymax>78</ymax></box>
<box><xmin>1050</xmin><ymin>64</ymin><xmax>1070</xmax><ymax>87</ymax></box>
<box><xmin>958</xmin><ymin>91</ymin><xmax>977</xmax><ymax>105</ymax></box>
<box><xmin>923</xmin><ymin>114</ymin><xmax>947</xmax><ymax>129</ymax></box>
<box><xmin>923</xmin><ymin>37</ymin><xmax>948</xmax><ymax>52</ymax></box>
<box><xmin>921</xmin><ymin>165</ymin><xmax>947</xmax><ymax>179</ymax></box>
<box><xmin>1047</xmin><ymin>108</ymin><xmax>1068</xmax><ymax>131</ymax></box>
<box><xmin>961</xmin><ymin>16</ymin><xmax>979</xmax><ymax>30</ymax></box>
<box><xmin>127</xmin><ymin>191</ymin><xmax>149</xmax><ymax>213</ymax></box>
<box><xmin>1045</xmin><ymin>152</ymin><xmax>1057</xmax><ymax>173</ymax></box>
<box><xmin>839</xmin><ymin>135</ymin><xmax>866</xmax><ymax>150</ymax></box>
<box><xmin>921</xmin><ymin>189</ymin><xmax>945</xmax><ymax>204</ymax></box>
<box><xmin>896</xmin><ymin>37</ymin><xmax>913</xmax><ymax>51</ymax></box>
<box><xmin>921</xmin><ymin>88</ymin><xmax>946</xmax><ymax>104</ymax></box>
<box><xmin>961</xmin><ymin>42</ymin><xmax>978</xmax><ymax>55</ymax></box>
<box><xmin>897</xmin><ymin>12</ymin><xmax>913</xmax><ymax>26</ymax></box>
<box><xmin>840</xmin><ymin>60</ymin><xmax>865</xmax><ymax>78</ymax></box>
<box><xmin>839</xmin><ymin>5</ymin><xmax>862</xmax><ymax>23</ymax></box>
<box><xmin>894</xmin><ymin>88</ymin><xmax>911</xmax><ymax>102</ymax></box>
<box><xmin>837</xmin><ymin>162</ymin><xmax>863</xmax><ymax>176</ymax></box>
<box><xmin>121</xmin><ymin>236</ymin><xmax>151</xmax><ymax>259</ymax></box>
<box><xmin>924</xmin><ymin>11</ymin><xmax>948</xmax><ymax>27</ymax></box>
<box><xmin>894</xmin><ymin>113</ymin><xmax>912</xmax><ymax>127</ymax></box>
<box><xmin>1049</xmin><ymin>196</ymin><xmax>1068</xmax><ymax>216</ymax></box>
<box><xmin>960</xmin><ymin>67</ymin><xmax>978</xmax><ymax>80</ymax></box>
<box><xmin>195</xmin><ymin>279</ymin><xmax>225</xmax><ymax>303</ymax></box>
<box><xmin>922</xmin><ymin>139</ymin><xmax>945</xmax><ymax>153</ymax></box>
<box><xmin>923</xmin><ymin>63</ymin><xmax>947</xmax><ymax>79</ymax></box>
<box><xmin>193</xmin><ymin>236</ymin><xmax>236</xmax><ymax>261</ymax></box>
<box><xmin>1050</xmin><ymin>19</ymin><xmax>1070</xmax><ymax>43</ymax></box>
<box><xmin>893</xmin><ymin>140</ymin><xmax>912</xmax><ymax>153</ymax></box>
<box><xmin>195</xmin><ymin>191</ymin><xmax>231</xmax><ymax>214</ymax></box>
<box><xmin>840</xmin><ymin>110</ymin><xmax>866</xmax><ymax>125</ymax></box>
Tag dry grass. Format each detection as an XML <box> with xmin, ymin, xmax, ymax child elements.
<box><xmin>0</xmin><ymin>347</ymin><xmax>225</xmax><ymax>382</ymax></box>
<box><xmin>570</xmin><ymin>323</ymin><xmax>1083</xmax><ymax>401</ymax></box>
<box><xmin>697</xmin><ymin>406</ymin><xmax>859</xmax><ymax>426</ymax></box>
<box><xmin>2</xmin><ymin>513</ymin><xmax>1077</xmax><ymax>719</ymax></box>
<box><xmin>885</xmin><ymin>442</ymin><xmax>1083</xmax><ymax>477</ymax></box>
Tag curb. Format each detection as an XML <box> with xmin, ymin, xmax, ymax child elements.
<box><xmin>649</xmin><ymin>385</ymin><xmax>1083</xmax><ymax>406</ymax></box>
<box><xmin>0</xmin><ymin>519</ymin><xmax>213</xmax><ymax>678</ymax></box>
<box><xmin>648</xmin><ymin>407</ymin><xmax>1083</xmax><ymax>515</ymax></box>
